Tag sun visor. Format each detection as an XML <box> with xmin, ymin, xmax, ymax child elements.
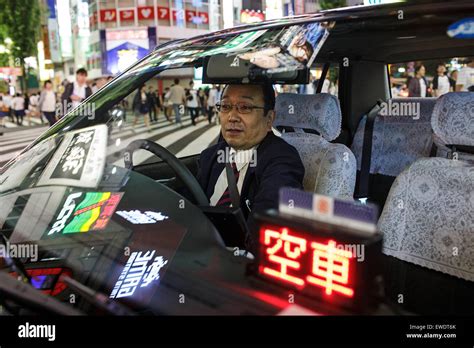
<box><xmin>202</xmin><ymin>21</ymin><xmax>333</xmax><ymax>85</ymax></box>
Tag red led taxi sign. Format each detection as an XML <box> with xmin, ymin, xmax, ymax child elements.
<box><xmin>258</xmin><ymin>226</ymin><xmax>355</xmax><ymax>299</ymax></box>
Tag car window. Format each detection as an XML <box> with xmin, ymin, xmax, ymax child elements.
<box><xmin>388</xmin><ymin>57</ymin><xmax>471</xmax><ymax>98</ymax></box>
<box><xmin>103</xmin><ymin>67</ymin><xmax>222</xmax><ymax>168</ymax></box>
<box><xmin>22</xmin><ymin>21</ymin><xmax>332</xmax><ymax>168</ymax></box>
<box><xmin>117</xmin><ymin>63</ymin><xmax>340</xmax><ymax>167</ymax></box>
<box><xmin>275</xmin><ymin>62</ymin><xmax>339</xmax><ymax>97</ymax></box>
<box><xmin>122</xmin><ymin>62</ymin><xmax>340</xmax><ymax>166</ymax></box>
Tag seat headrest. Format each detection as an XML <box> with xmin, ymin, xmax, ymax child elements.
<box><xmin>378</xmin><ymin>97</ymin><xmax>436</xmax><ymax>122</ymax></box>
<box><xmin>274</xmin><ymin>93</ymin><xmax>341</xmax><ymax>141</ymax></box>
<box><xmin>431</xmin><ymin>92</ymin><xmax>474</xmax><ymax>147</ymax></box>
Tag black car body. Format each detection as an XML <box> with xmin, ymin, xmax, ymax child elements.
<box><xmin>0</xmin><ymin>0</ymin><xmax>473</xmax><ymax>316</ymax></box>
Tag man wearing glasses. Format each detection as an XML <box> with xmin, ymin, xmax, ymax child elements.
<box><xmin>196</xmin><ymin>84</ymin><xmax>305</xmax><ymax>252</ymax></box>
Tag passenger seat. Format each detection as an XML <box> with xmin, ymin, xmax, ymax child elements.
<box><xmin>351</xmin><ymin>98</ymin><xmax>437</xmax><ymax>209</ymax></box>
<box><xmin>274</xmin><ymin>93</ymin><xmax>356</xmax><ymax>200</ymax></box>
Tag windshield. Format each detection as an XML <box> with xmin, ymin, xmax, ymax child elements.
<box><xmin>0</xmin><ymin>21</ymin><xmax>331</xmax><ymax>315</ymax></box>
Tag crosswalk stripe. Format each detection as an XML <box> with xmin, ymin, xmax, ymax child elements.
<box><xmin>137</xmin><ymin>122</ymin><xmax>217</xmax><ymax>166</ymax></box>
<box><xmin>0</xmin><ymin>126</ymin><xmax>48</xmax><ymax>140</ymax></box>
<box><xmin>107</xmin><ymin>117</ymin><xmax>191</xmax><ymax>158</ymax></box>
<box><xmin>0</xmin><ymin>128</ymin><xmax>47</xmax><ymax>142</ymax></box>
<box><xmin>109</xmin><ymin>117</ymin><xmax>175</xmax><ymax>140</ymax></box>
<box><xmin>0</xmin><ymin>149</ymin><xmax>24</xmax><ymax>163</ymax></box>
<box><xmin>175</xmin><ymin>126</ymin><xmax>220</xmax><ymax>158</ymax></box>
<box><xmin>0</xmin><ymin>140</ymin><xmax>37</xmax><ymax>154</ymax></box>
<box><xmin>1</xmin><ymin>115</ymin><xmax>221</xmax><ymax>170</ymax></box>
<box><xmin>3</xmin><ymin>114</ymin><xmax>45</xmax><ymax>125</ymax></box>
<box><xmin>0</xmin><ymin>136</ymin><xmax>42</xmax><ymax>146</ymax></box>
<box><xmin>111</xmin><ymin>121</ymin><xmax>209</xmax><ymax>166</ymax></box>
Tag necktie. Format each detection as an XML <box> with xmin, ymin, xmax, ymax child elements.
<box><xmin>216</xmin><ymin>161</ymin><xmax>239</xmax><ymax>207</ymax></box>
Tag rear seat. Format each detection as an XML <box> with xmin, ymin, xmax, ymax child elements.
<box><xmin>350</xmin><ymin>97</ymin><xmax>437</xmax><ymax>210</ymax></box>
<box><xmin>378</xmin><ymin>92</ymin><xmax>474</xmax><ymax>314</ymax></box>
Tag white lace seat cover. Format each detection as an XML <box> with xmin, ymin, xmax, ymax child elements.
<box><xmin>274</xmin><ymin>93</ymin><xmax>356</xmax><ymax>200</ymax></box>
<box><xmin>351</xmin><ymin>98</ymin><xmax>437</xmax><ymax>177</ymax></box>
<box><xmin>379</xmin><ymin>92</ymin><xmax>474</xmax><ymax>281</ymax></box>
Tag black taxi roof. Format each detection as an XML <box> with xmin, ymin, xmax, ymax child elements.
<box><xmin>155</xmin><ymin>0</ymin><xmax>474</xmax><ymax>63</ymax></box>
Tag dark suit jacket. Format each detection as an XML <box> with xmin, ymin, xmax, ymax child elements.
<box><xmin>132</xmin><ymin>90</ymin><xmax>151</xmax><ymax>114</ymax></box>
<box><xmin>197</xmin><ymin>132</ymin><xmax>305</xmax><ymax>251</ymax></box>
<box><xmin>60</xmin><ymin>82</ymin><xmax>92</xmax><ymax>114</ymax></box>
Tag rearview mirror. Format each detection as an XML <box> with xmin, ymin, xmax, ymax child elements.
<box><xmin>203</xmin><ymin>54</ymin><xmax>309</xmax><ymax>84</ymax></box>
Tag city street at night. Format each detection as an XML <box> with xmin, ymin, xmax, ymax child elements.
<box><xmin>0</xmin><ymin>0</ymin><xmax>473</xmax><ymax>346</ymax></box>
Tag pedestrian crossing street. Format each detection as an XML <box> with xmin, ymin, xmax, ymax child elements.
<box><xmin>0</xmin><ymin>114</ymin><xmax>221</xmax><ymax>169</ymax></box>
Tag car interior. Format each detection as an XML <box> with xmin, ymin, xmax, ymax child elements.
<box><xmin>57</xmin><ymin>3</ymin><xmax>472</xmax><ymax>315</ymax></box>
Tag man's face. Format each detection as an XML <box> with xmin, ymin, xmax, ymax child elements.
<box><xmin>437</xmin><ymin>65</ymin><xmax>446</xmax><ymax>74</ymax></box>
<box><xmin>76</xmin><ymin>73</ymin><xmax>87</xmax><ymax>85</ymax></box>
<box><xmin>219</xmin><ymin>84</ymin><xmax>274</xmax><ymax>150</ymax></box>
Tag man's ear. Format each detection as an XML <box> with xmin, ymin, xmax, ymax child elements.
<box><xmin>266</xmin><ymin>110</ymin><xmax>275</xmax><ymax>130</ymax></box>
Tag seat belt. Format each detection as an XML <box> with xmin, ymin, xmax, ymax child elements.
<box><xmin>429</xmin><ymin>142</ymin><xmax>438</xmax><ymax>157</ymax></box>
<box><xmin>225</xmin><ymin>161</ymin><xmax>251</xmax><ymax>238</ymax></box>
<box><xmin>357</xmin><ymin>100</ymin><xmax>383</xmax><ymax>199</ymax></box>
<box><xmin>225</xmin><ymin>161</ymin><xmax>240</xmax><ymax>209</ymax></box>
<box><xmin>316</xmin><ymin>63</ymin><xmax>330</xmax><ymax>93</ymax></box>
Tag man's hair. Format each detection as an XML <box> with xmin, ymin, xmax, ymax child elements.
<box><xmin>44</xmin><ymin>80</ymin><xmax>52</xmax><ymax>87</ymax></box>
<box><xmin>174</xmin><ymin>78</ymin><xmax>180</xmax><ymax>84</ymax></box>
<box><xmin>76</xmin><ymin>68</ymin><xmax>88</xmax><ymax>76</ymax></box>
<box><xmin>221</xmin><ymin>83</ymin><xmax>275</xmax><ymax>116</ymax></box>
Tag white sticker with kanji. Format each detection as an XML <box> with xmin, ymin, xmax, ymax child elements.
<box><xmin>36</xmin><ymin>125</ymin><xmax>108</xmax><ymax>188</ymax></box>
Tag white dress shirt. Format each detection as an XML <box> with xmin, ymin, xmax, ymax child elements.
<box><xmin>41</xmin><ymin>91</ymin><xmax>56</xmax><ymax>112</ymax></box>
<box><xmin>210</xmin><ymin>146</ymin><xmax>257</xmax><ymax>206</ymax></box>
<box><xmin>72</xmin><ymin>82</ymin><xmax>87</xmax><ymax>108</ymax></box>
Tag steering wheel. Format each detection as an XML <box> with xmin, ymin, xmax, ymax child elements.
<box><xmin>124</xmin><ymin>139</ymin><xmax>209</xmax><ymax>206</ymax></box>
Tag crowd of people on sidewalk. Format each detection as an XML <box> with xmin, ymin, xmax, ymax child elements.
<box><xmin>1</xmin><ymin>57</ymin><xmax>472</xmax><ymax>129</ymax></box>
<box><xmin>132</xmin><ymin>78</ymin><xmax>222</xmax><ymax>130</ymax></box>
<box><xmin>0</xmin><ymin>68</ymin><xmax>93</xmax><ymax>128</ymax></box>
<box><xmin>0</xmin><ymin>67</ymin><xmax>223</xmax><ymax>131</ymax></box>
<box><xmin>391</xmin><ymin>57</ymin><xmax>474</xmax><ymax>98</ymax></box>
<box><xmin>0</xmin><ymin>91</ymin><xmax>32</xmax><ymax>127</ymax></box>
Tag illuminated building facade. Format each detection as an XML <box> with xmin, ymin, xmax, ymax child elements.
<box><xmin>223</xmin><ymin>1</ymin><xmax>321</xmax><ymax>28</ymax></box>
<box><xmin>86</xmin><ymin>0</ymin><xmax>223</xmax><ymax>79</ymax></box>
